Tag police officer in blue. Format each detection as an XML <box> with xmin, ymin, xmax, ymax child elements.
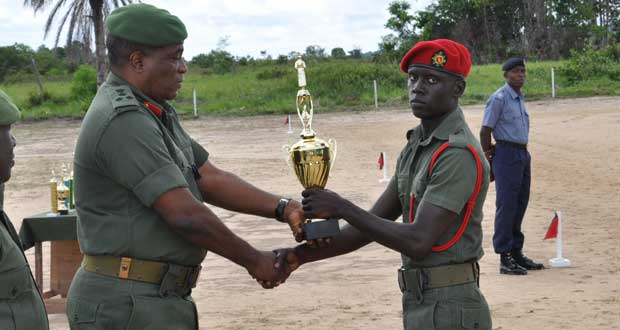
<box><xmin>480</xmin><ymin>58</ymin><xmax>544</xmax><ymax>275</ymax></box>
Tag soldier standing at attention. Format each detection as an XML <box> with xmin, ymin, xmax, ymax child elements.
<box><xmin>274</xmin><ymin>39</ymin><xmax>493</xmax><ymax>330</ymax></box>
<box><xmin>479</xmin><ymin>58</ymin><xmax>544</xmax><ymax>275</ymax></box>
<box><xmin>68</xmin><ymin>4</ymin><xmax>302</xmax><ymax>329</ymax></box>
<box><xmin>0</xmin><ymin>90</ymin><xmax>49</xmax><ymax>330</ymax></box>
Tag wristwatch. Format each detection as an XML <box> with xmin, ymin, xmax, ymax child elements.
<box><xmin>274</xmin><ymin>198</ymin><xmax>291</xmax><ymax>222</ymax></box>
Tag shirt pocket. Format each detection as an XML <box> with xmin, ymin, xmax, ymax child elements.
<box><xmin>0</xmin><ymin>266</ymin><xmax>47</xmax><ymax>330</ymax></box>
<box><xmin>499</xmin><ymin>105</ymin><xmax>517</xmax><ymax>122</ymax></box>
<box><xmin>174</xmin><ymin>144</ymin><xmax>203</xmax><ymax>202</ymax></box>
<box><xmin>408</xmin><ymin>176</ymin><xmax>427</xmax><ymax>223</ymax></box>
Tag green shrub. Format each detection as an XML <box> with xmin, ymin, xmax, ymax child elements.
<box><xmin>46</xmin><ymin>67</ymin><xmax>67</xmax><ymax>77</ymax></box>
<box><xmin>256</xmin><ymin>67</ymin><xmax>289</xmax><ymax>80</ymax></box>
<box><xmin>70</xmin><ymin>65</ymin><xmax>97</xmax><ymax>101</ymax></box>
<box><xmin>26</xmin><ymin>90</ymin><xmax>51</xmax><ymax>106</ymax></box>
<box><xmin>559</xmin><ymin>45</ymin><xmax>620</xmax><ymax>84</ymax></box>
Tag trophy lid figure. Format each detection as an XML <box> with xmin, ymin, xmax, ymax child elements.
<box><xmin>294</xmin><ymin>56</ymin><xmax>315</xmax><ymax>138</ymax></box>
<box><xmin>295</xmin><ymin>56</ymin><xmax>307</xmax><ymax>88</ymax></box>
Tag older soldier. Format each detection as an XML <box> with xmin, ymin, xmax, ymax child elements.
<box><xmin>67</xmin><ymin>4</ymin><xmax>298</xmax><ymax>329</ymax></box>
<box><xmin>275</xmin><ymin>39</ymin><xmax>492</xmax><ymax>330</ymax></box>
<box><xmin>0</xmin><ymin>90</ymin><xmax>48</xmax><ymax>329</ymax></box>
<box><xmin>480</xmin><ymin>58</ymin><xmax>544</xmax><ymax>275</ymax></box>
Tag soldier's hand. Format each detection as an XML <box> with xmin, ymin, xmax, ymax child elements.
<box><xmin>248</xmin><ymin>250</ymin><xmax>284</xmax><ymax>289</ymax></box>
<box><xmin>282</xmin><ymin>199</ymin><xmax>331</xmax><ymax>248</ymax></box>
<box><xmin>302</xmin><ymin>188</ymin><xmax>347</xmax><ymax>220</ymax></box>
<box><xmin>256</xmin><ymin>248</ymin><xmax>300</xmax><ymax>289</ymax></box>
<box><xmin>273</xmin><ymin>248</ymin><xmax>301</xmax><ymax>275</ymax></box>
<box><xmin>281</xmin><ymin>200</ymin><xmax>305</xmax><ymax>241</ymax></box>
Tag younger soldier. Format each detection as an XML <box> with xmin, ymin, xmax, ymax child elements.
<box><xmin>0</xmin><ymin>90</ymin><xmax>49</xmax><ymax>329</ymax></box>
<box><xmin>276</xmin><ymin>39</ymin><xmax>492</xmax><ymax>329</ymax></box>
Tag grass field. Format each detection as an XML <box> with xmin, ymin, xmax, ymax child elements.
<box><xmin>2</xmin><ymin>59</ymin><xmax>619</xmax><ymax>120</ymax></box>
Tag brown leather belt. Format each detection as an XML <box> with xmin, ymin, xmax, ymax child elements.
<box><xmin>82</xmin><ymin>255</ymin><xmax>201</xmax><ymax>297</ymax></box>
<box><xmin>398</xmin><ymin>262</ymin><xmax>479</xmax><ymax>294</ymax></box>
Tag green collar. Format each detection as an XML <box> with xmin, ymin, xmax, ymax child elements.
<box><xmin>407</xmin><ymin>107</ymin><xmax>465</xmax><ymax>146</ymax></box>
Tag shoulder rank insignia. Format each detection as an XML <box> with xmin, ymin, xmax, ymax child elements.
<box><xmin>431</xmin><ymin>50</ymin><xmax>447</xmax><ymax>68</ymax></box>
<box><xmin>108</xmin><ymin>85</ymin><xmax>138</xmax><ymax>110</ymax></box>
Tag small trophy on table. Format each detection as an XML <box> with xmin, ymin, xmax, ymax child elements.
<box><xmin>284</xmin><ymin>56</ymin><xmax>339</xmax><ymax>240</ymax></box>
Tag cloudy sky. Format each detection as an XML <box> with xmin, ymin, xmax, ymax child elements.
<box><xmin>0</xmin><ymin>0</ymin><xmax>433</xmax><ymax>59</ymax></box>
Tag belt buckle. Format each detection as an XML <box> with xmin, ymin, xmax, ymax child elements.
<box><xmin>118</xmin><ymin>257</ymin><xmax>132</xmax><ymax>279</ymax></box>
<box><xmin>397</xmin><ymin>268</ymin><xmax>406</xmax><ymax>292</ymax></box>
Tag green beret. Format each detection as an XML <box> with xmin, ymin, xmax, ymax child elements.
<box><xmin>0</xmin><ymin>90</ymin><xmax>21</xmax><ymax>126</ymax></box>
<box><xmin>105</xmin><ymin>4</ymin><xmax>187</xmax><ymax>46</ymax></box>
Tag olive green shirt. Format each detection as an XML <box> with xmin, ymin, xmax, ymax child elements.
<box><xmin>389</xmin><ymin>108</ymin><xmax>490</xmax><ymax>268</ymax></box>
<box><xmin>74</xmin><ymin>73</ymin><xmax>209</xmax><ymax>266</ymax></box>
<box><xmin>0</xmin><ymin>211</ymin><xmax>48</xmax><ymax>330</ymax></box>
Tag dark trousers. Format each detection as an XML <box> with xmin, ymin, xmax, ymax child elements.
<box><xmin>492</xmin><ymin>144</ymin><xmax>531</xmax><ymax>254</ymax></box>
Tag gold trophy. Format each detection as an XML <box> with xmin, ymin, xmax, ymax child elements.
<box><xmin>284</xmin><ymin>56</ymin><xmax>339</xmax><ymax>240</ymax></box>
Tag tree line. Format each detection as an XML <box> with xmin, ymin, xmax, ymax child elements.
<box><xmin>3</xmin><ymin>0</ymin><xmax>619</xmax><ymax>84</ymax></box>
<box><xmin>0</xmin><ymin>42</ymin><xmax>92</xmax><ymax>83</ymax></box>
<box><xmin>377</xmin><ymin>0</ymin><xmax>620</xmax><ymax>63</ymax></box>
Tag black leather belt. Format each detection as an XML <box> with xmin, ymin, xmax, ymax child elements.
<box><xmin>497</xmin><ymin>140</ymin><xmax>527</xmax><ymax>150</ymax></box>
<box><xmin>398</xmin><ymin>262</ymin><xmax>479</xmax><ymax>293</ymax></box>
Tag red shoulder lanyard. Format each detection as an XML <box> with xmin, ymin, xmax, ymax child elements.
<box><xmin>408</xmin><ymin>142</ymin><xmax>484</xmax><ymax>252</ymax></box>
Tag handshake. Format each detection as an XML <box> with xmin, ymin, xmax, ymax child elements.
<box><xmin>246</xmin><ymin>188</ymin><xmax>343</xmax><ymax>289</ymax></box>
<box><xmin>247</xmin><ymin>248</ymin><xmax>303</xmax><ymax>289</ymax></box>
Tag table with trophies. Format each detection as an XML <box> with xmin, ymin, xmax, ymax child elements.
<box><xmin>18</xmin><ymin>166</ymin><xmax>82</xmax><ymax>314</ymax></box>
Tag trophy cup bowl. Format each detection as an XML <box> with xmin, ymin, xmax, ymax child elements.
<box><xmin>290</xmin><ymin>138</ymin><xmax>331</xmax><ymax>189</ymax></box>
<box><xmin>289</xmin><ymin>137</ymin><xmax>340</xmax><ymax>240</ymax></box>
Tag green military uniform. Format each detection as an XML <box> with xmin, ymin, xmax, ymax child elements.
<box><xmin>0</xmin><ymin>211</ymin><xmax>49</xmax><ymax>330</ymax></box>
<box><xmin>0</xmin><ymin>90</ymin><xmax>49</xmax><ymax>330</ymax></box>
<box><xmin>67</xmin><ymin>5</ymin><xmax>209</xmax><ymax>328</ymax></box>
<box><xmin>389</xmin><ymin>108</ymin><xmax>492</xmax><ymax>330</ymax></box>
<box><xmin>68</xmin><ymin>71</ymin><xmax>209</xmax><ymax>329</ymax></box>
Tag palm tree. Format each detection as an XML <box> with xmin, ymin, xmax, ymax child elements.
<box><xmin>24</xmin><ymin>0</ymin><xmax>136</xmax><ymax>86</ymax></box>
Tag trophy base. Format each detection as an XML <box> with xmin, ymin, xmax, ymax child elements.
<box><xmin>304</xmin><ymin>218</ymin><xmax>340</xmax><ymax>240</ymax></box>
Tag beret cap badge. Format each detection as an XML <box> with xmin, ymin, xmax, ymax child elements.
<box><xmin>431</xmin><ymin>50</ymin><xmax>447</xmax><ymax>68</ymax></box>
<box><xmin>400</xmin><ymin>39</ymin><xmax>471</xmax><ymax>77</ymax></box>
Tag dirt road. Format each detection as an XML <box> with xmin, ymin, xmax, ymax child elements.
<box><xmin>6</xmin><ymin>96</ymin><xmax>620</xmax><ymax>329</ymax></box>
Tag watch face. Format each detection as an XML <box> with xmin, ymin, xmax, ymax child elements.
<box><xmin>276</xmin><ymin>198</ymin><xmax>290</xmax><ymax>221</ymax></box>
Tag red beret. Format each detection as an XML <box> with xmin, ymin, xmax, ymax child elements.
<box><xmin>400</xmin><ymin>39</ymin><xmax>472</xmax><ymax>78</ymax></box>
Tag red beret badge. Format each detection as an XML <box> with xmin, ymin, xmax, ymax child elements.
<box><xmin>431</xmin><ymin>50</ymin><xmax>447</xmax><ymax>68</ymax></box>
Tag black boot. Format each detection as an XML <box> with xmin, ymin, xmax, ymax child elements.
<box><xmin>512</xmin><ymin>250</ymin><xmax>544</xmax><ymax>270</ymax></box>
<box><xmin>500</xmin><ymin>252</ymin><xmax>528</xmax><ymax>275</ymax></box>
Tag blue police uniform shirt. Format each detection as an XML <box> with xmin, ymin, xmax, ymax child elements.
<box><xmin>482</xmin><ymin>83</ymin><xmax>529</xmax><ymax>144</ymax></box>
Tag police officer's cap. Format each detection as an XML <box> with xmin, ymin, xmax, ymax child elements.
<box><xmin>502</xmin><ymin>57</ymin><xmax>526</xmax><ymax>72</ymax></box>
<box><xmin>106</xmin><ymin>4</ymin><xmax>187</xmax><ymax>46</ymax></box>
<box><xmin>0</xmin><ymin>90</ymin><xmax>21</xmax><ymax>126</ymax></box>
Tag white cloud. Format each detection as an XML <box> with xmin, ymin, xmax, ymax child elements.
<box><xmin>0</xmin><ymin>0</ymin><xmax>433</xmax><ymax>58</ymax></box>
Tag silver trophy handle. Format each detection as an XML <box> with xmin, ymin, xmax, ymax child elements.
<box><xmin>328</xmin><ymin>138</ymin><xmax>337</xmax><ymax>175</ymax></box>
<box><xmin>282</xmin><ymin>144</ymin><xmax>293</xmax><ymax>169</ymax></box>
